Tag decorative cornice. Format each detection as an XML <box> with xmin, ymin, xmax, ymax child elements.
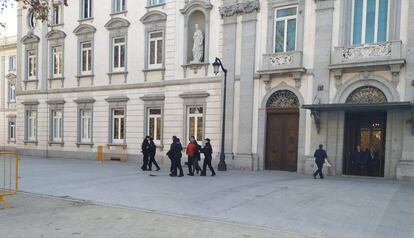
<box><xmin>22</xmin><ymin>100</ymin><xmax>39</xmax><ymax>105</ymax></box>
<box><xmin>46</xmin><ymin>99</ymin><xmax>66</xmax><ymax>104</ymax></box>
<box><xmin>219</xmin><ymin>0</ymin><xmax>260</xmax><ymax>18</ymax></box>
<box><xmin>74</xmin><ymin>97</ymin><xmax>96</xmax><ymax>104</ymax></box>
<box><xmin>105</xmin><ymin>96</ymin><xmax>130</xmax><ymax>102</ymax></box>
<box><xmin>179</xmin><ymin>91</ymin><xmax>210</xmax><ymax>98</ymax></box>
<box><xmin>140</xmin><ymin>94</ymin><xmax>165</xmax><ymax>101</ymax></box>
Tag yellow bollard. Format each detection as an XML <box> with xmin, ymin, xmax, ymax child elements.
<box><xmin>97</xmin><ymin>145</ymin><xmax>103</xmax><ymax>161</ymax></box>
<box><xmin>0</xmin><ymin>152</ymin><xmax>19</xmax><ymax>209</ymax></box>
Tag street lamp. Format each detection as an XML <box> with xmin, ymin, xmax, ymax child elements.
<box><xmin>212</xmin><ymin>57</ymin><xmax>227</xmax><ymax>171</ymax></box>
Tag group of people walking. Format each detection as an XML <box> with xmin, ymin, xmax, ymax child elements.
<box><xmin>140</xmin><ymin>135</ymin><xmax>216</xmax><ymax>177</ymax></box>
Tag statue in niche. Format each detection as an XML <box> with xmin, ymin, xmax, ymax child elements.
<box><xmin>191</xmin><ymin>24</ymin><xmax>204</xmax><ymax>63</ymax></box>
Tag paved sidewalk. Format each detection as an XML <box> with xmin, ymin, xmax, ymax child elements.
<box><xmin>15</xmin><ymin>157</ymin><xmax>414</xmax><ymax>238</ymax></box>
<box><xmin>1</xmin><ymin>193</ymin><xmax>305</xmax><ymax>238</ymax></box>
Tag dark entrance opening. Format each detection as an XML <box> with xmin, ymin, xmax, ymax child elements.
<box><xmin>343</xmin><ymin>111</ymin><xmax>386</xmax><ymax>177</ymax></box>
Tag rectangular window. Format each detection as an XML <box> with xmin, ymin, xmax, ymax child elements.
<box><xmin>147</xmin><ymin>108</ymin><xmax>161</xmax><ymax>144</ymax></box>
<box><xmin>113</xmin><ymin>37</ymin><xmax>125</xmax><ymax>71</ymax></box>
<box><xmin>112</xmin><ymin>108</ymin><xmax>125</xmax><ymax>143</ymax></box>
<box><xmin>82</xmin><ymin>0</ymin><xmax>92</xmax><ymax>19</ymax></box>
<box><xmin>8</xmin><ymin>83</ymin><xmax>16</xmax><ymax>103</ymax></box>
<box><xmin>52</xmin><ymin>4</ymin><xmax>62</xmax><ymax>25</ymax></box>
<box><xmin>150</xmin><ymin>0</ymin><xmax>165</xmax><ymax>6</ymax></box>
<box><xmin>274</xmin><ymin>6</ymin><xmax>297</xmax><ymax>53</ymax></box>
<box><xmin>187</xmin><ymin>106</ymin><xmax>203</xmax><ymax>143</ymax></box>
<box><xmin>148</xmin><ymin>31</ymin><xmax>163</xmax><ymax>68</ymax></box>
<box><xmin>27</xmin><ymin>50</ymin><xmax>37</xmax><ymax>80</ymax></box>
<box><xmin>9</xmin><ymin>121</ymin><xmax>16</xmax><ymax>142</ymax></box>
<box><xmin>9</xmin><ymin>55</ymin><xmax>16</xmax><ymax>71</ymax></box>
<box><xmin>114</xmin><ymin>0</ymin><xmax>126</xmax><ymax>13</ymax></box>
<box><xmin>352</xmin><ymin>0</ymin><xmax>389</xmax><ymax>45</ymax></box>
<box><xmin>52</xmin><ymin>46</ymin><xmax>63</xmax><ymax>77</ymax></box>
<box><xmin>81</xmin><ymin>42</ymin><xmax>92</xmax><ymax>74</ymax></box>
<box><xmin>80</xmin><ymin>109</ymin><xmax>92</xmax><ymax>143</ymax></box>
<box><xmin>51</xmin><ymin>110</ymin><xmax>63</xmax><ymax>142</ymax></box>
<box><xmin>26</xmin><ymin>110</ymin><xmax>37</xmax><ymax>141</ymax></box>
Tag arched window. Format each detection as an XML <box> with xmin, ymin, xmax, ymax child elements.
<box><xmin>266</xmin><ymin>90</ymin><xmax>299</xmax><ymax>108</ymax></box>
<box><xmin>346</xmin><ymin>86</ymin><xmax>387</xmax><ymax>104</ymax></box>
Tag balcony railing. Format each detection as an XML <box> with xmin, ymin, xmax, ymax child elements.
<box><xmin>259</xmin><ymin>51</ymin><xmax>303</xmax><ymax>73</ymax></box>
<box><xmin>331</xmin><ymin>41</ymin><xmax>403</xmax><ymax>66</ymax></box>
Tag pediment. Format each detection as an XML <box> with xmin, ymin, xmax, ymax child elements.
<box><xmin>73</xmin><ymin>24</ymin><xmax>97</xmax><ymax>35</ymax></box>
<box><xmin>21</xmin><ymin>33</ymin><xmax>40</xmax><ymax>45</ymax></box>
<box><xmin>140</xmin><ymin>10</ymin><xmax>167</xmax><ymax>24</ymax></box>
<box><xmin>104</xmin><ymin>17</ymin><xmax>130</xmax><ymax>30</ymax></box>
<box><xmin>180</xmin><ymin>0</ymin><xmax>213</xmax><ymax>15</ymax></box>
<box><xmin>46</xmin><ymin>29</ymin><xmax>67</xmax><ymax>40</ymax></box>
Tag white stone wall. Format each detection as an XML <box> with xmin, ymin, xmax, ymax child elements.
<box><xmin>16</xmin><ymin>1</ymin><xmax>224</xmax><ymax>159</ymax></box>
<box><xmin>0</xmin><ymin>36</ymin><xmax>17</xmax><ymax>150</ymax></box>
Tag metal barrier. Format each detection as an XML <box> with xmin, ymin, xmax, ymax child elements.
<box><xmin>0</xmin><ymin>152</ymin><xmax>20</xmax><ymax>208</ymax></box>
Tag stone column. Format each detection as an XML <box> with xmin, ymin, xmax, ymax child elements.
<box><xmin>221</xmin><ymin>3</ymin><xmax>237</xmax><ymax>159</ymax></box>
<box><xmin>235</xmin><ymin>11</ymin><xmax>258</xmax><ymax>166</ymax></box>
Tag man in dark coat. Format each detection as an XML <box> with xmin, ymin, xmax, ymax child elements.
<box><xmin>313</xmin><ymin>144</ymin><xmax>327</xmax><ymax>179</ymax></box>
<box><xmin>167</xmin><ymin>136</ymin><xmax>184</xmax><ymax>177</ymax></box>
<box><xmin>352</xmin><ymin>145</ymin><xmax>364</xmax><ymax>175</ymax></box>
<box><xmin>141</xmin><ymin>136</ymin><xmax>151</xmax><ymax>171</ymax></box>
<box><xmin>200</xmin><ymin>138</ymin><xmax>215</xmax><ymax>176</ymax></box>
<box><xmin>148</xmin><ymin>137</ymin><xmax>160</xmax><ymax>171</ymax></box>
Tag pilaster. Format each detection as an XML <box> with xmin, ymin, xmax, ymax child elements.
<box><xmin>236</xmin><ymin>11</ymin><xmax>258</xmax><ymax>159</ymax></box>
<box><xmin>0</xmin><ymin>56</ymin><xmax>5</xmax><ymax>109</ymax></box>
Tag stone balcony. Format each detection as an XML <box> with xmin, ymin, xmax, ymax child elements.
<box><xmin>257</xmin><ymin>51</ymin><xmax>306</xmax><ymax>88</ymax></box>
<box><xmin>330</xmin><ymin>41</ymin><xmax>405</xmax><ymax>71</ymax></box>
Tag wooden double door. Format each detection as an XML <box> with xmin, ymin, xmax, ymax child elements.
<box><xmin>265</xmin><ymin>109</ymin><xmax>299</xmax><ymax>171</ymax></box>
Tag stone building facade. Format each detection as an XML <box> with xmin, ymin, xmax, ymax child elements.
<box><xmin>0</xmin><ymin>36</ymin><xmax>17</xmax><ymax>151</ymax></box>
<box><xmin>14</xmin><ymin>0</ymin><xmax>414</xmax><ymax>180</ymax></box>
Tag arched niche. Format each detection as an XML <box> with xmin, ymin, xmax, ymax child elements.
<box><xmin>180</xmin><ymin>0</ymin><xmax>212</xmax><ymax>64</ymax></box>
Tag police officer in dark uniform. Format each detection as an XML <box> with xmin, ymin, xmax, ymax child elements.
<box><xmin>313</xmin><ymin>144</ymin><xmax>327</xmax><ymax>179</ymax></box>
<box><xmin>141</xmin><ymin>136</ymin><xmax>151</xmax><ymax>171</ymax></box>
<box><xmin>148</xmin><ymin>137</ymin><xmax>160</xmax><ymax>171</ymax></box>
<box><xmin>200</xmin><ymin>138</ymin><xmax>215</xmax><ymax>176</ymax></box>
<box><xmin>167</xmin><ymin>136</ymin><xmax>184</xmax><ymax>177</ymax></box>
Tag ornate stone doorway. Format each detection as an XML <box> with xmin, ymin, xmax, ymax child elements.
<box><xmin>265</xmin><ymin>90</ymin><xmax>299</xmax><ymax>171</ymax></box>
<box><xmin>343</xmin><ymin>86</ymin><xmax>387</xmax><ymax>177</ymax></box>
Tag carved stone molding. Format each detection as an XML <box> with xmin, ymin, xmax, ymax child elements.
<box><xmin>219</xmin><ymin>0</ymin><xmax>260</xmax><ymax>18</ymax></box>
<box><xmin>181</xmin><ymin>63</ymin><xmax>209</xmax><ymax>78</ymax></box>
<box><xmin>292</xmin><ymin>72</ymin><xmax>303</xmax><ymax>89</ymax></box>
<box><xmin>390</xmin><ymin>64</ymin><xmax>402</xmax><ymax>86</ymax></box>
<box><xmin>269</xmin><ymin>53</ymin><xmax>293</xmax><ymax>66</ymax></box>
<box><xmin>261</xmin><ymin>75</ymin><xmax>271</xmax><ymax>91</ymax></box>
<box><xmin>342</xmin><ymin>42</ymin><xmax>391</xmax><ymax>61</ymax></box>
<box><xmin>332</xmin><ymin>69</ymin><xmax>343</xmax><ymax>88</ymax></box>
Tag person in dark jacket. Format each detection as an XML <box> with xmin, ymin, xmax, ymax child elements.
<box><xmin>352</xmin><ymin>145</ymin><xmax>364</xmax><ymax>175</ymax></box>
<box><xmin>313</xmin><ymin>144</ymin><xmax>327</xmax><ymax>179</ymax></box>
<box><xmin>193</xmin><ymin>140</ymin><xmax>202</xmax><ymax>174</ymax></box>
<box><xmin>148</xmin><ymin>137</ymin><xmax>160</xmax><ymax>171</ymax></box>
<box><xmin>141</xmin><ymin>136</ymin><xmax>151</xmax><ymax>171</ymax></box>
<box><xmin>200</xmin><ymin>138</ymin><xmax>215</xmax><ymax>176</ymax></box>
<box><xmin>167</xmin><ymin>136</ymin><xmax>184</xmax><ymax>177</ymax></box>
